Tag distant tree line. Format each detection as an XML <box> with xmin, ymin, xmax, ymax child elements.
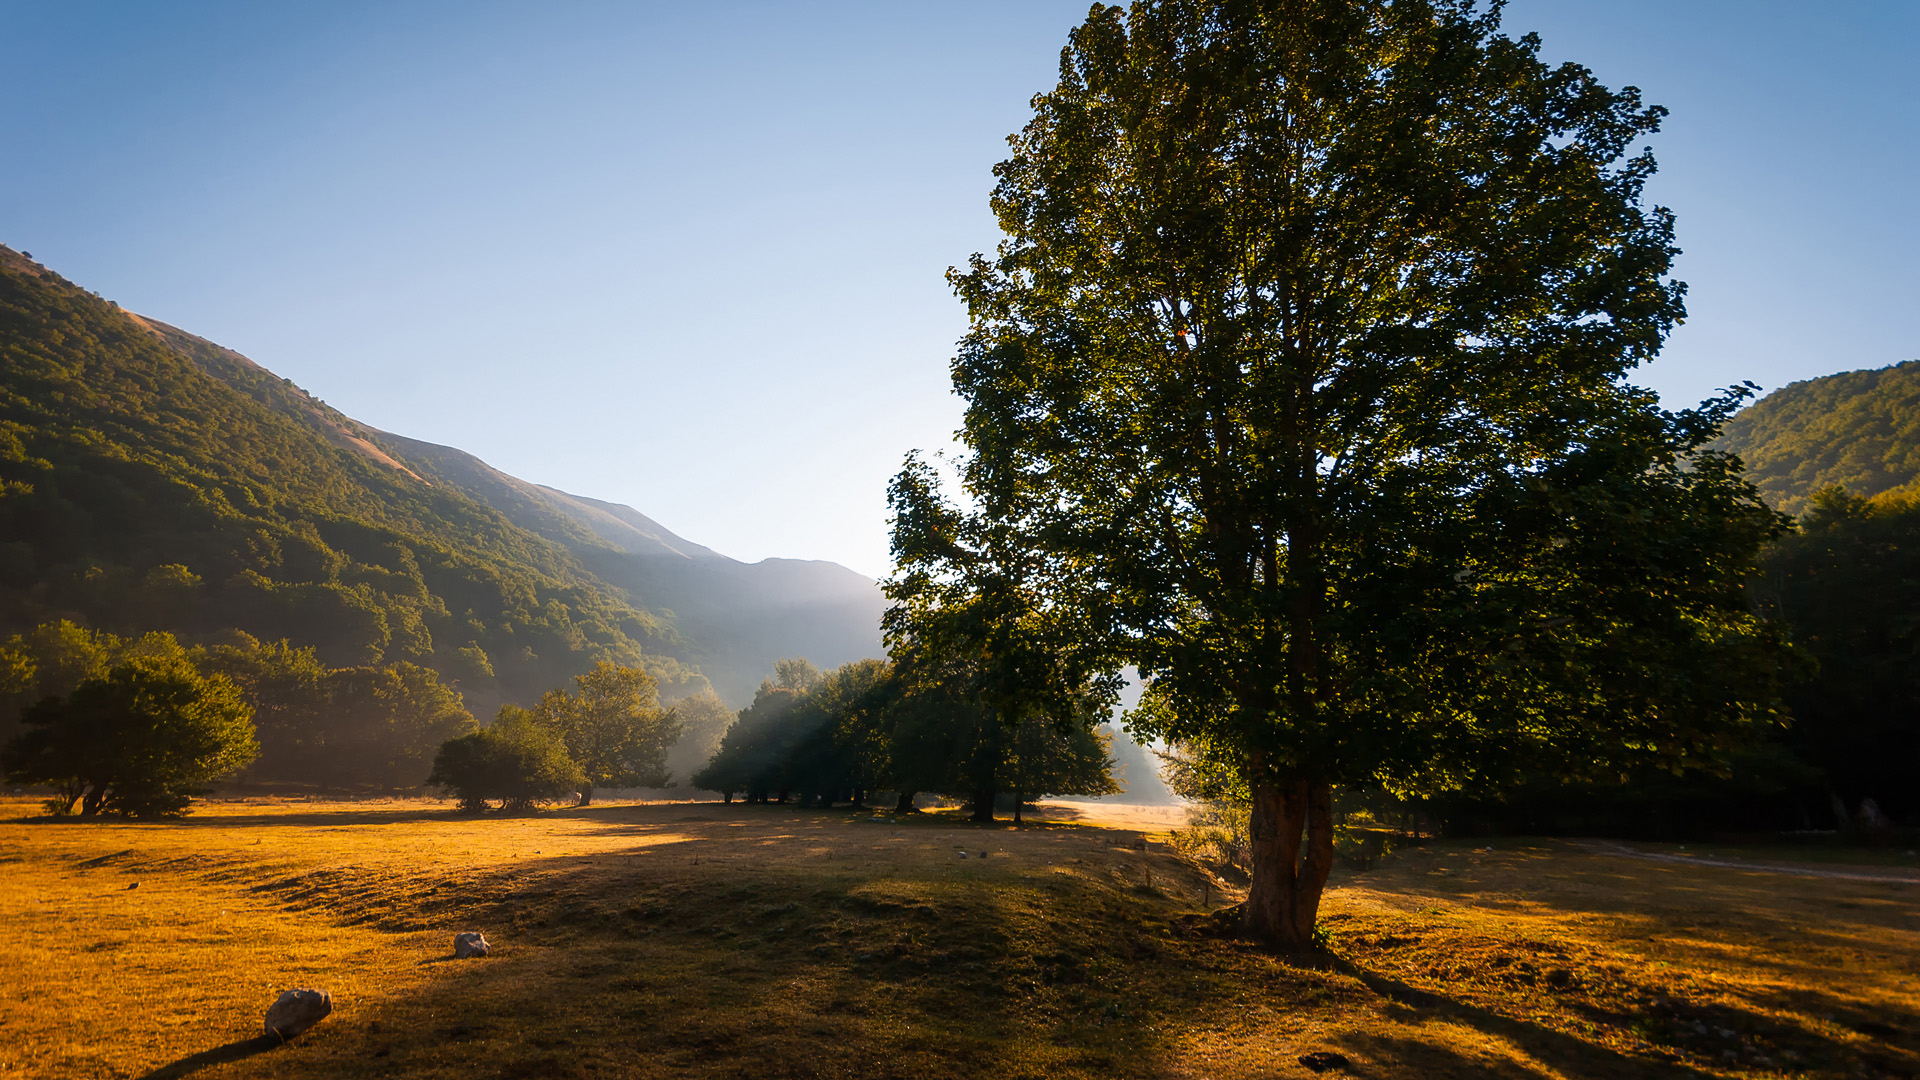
<box><xmin>693</xmin><ymin>655</ymin><xmax>1118</xmax><ymax>822</ymax></box>
<box><xmin>0</xmin><ymin>617</ymin><xmax>722</xmax><ymax>816</ymax></box>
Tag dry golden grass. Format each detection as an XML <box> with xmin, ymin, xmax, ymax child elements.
<box><xmin>0</xmin><ymin>795</ymin><xmax>1913</xmax><ymax>1080</ymax></box>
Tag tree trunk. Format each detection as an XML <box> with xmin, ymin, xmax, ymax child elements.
<box><xmin>970</xmin><ymin>786</ymin><xmax>996</xmax><ymax>823</ymax></box>
<box><xmin>80</xmin><ymin>782</ymin><xmax>106</xmax><ymax>817</ymax></box>
<box><xmin>1242</xmin><ymin>774</ymin><xmax>1334</xmax><ymax>948</ymax></box>
<box><xmin>850</xmin><ymin>787</ymin><xmax>864</xmax><ymax>810</ymax></box>
<box><xmin>1012</xmin><ymin>788</ymin><xmax>1024</xmax><ymax>825</ymax></box>
<box><xmin>578</xmin><ymin>788</ymin><xmax>593</xmax><ymax>807</ymax></box>
<box><xmin>894</xmin><ymin>790</ymin><xmax>916</xmax><ymax>814</ymax></box>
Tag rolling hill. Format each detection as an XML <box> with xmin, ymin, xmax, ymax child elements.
<box><xmin>0</xmin><ymin>243</ymin><xmax>884</xmax><ymax>711</ymax></box>
<box><xmin>1715</xmin><ymin>360</ymin><xmax>1920</xmax><ymax>515</ymax></box>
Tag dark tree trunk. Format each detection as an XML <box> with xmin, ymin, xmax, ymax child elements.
<box><xmin>80</xmin><ymin>782</ymin><xmax>106</xmax><ymax>817</ymax></box>
<box><xmin>970</xmin><ymin>786</ymin><xmax>996</xmax><ymax>823</ymax></box>
<box><xmin>1012</xmin><ymin>789</ymin><xmax>1024</xmax><ymax>825</ymax></box>
<box><xmin>894</xmin><ymin>791</ymin><xmax>917</xmax><ymax>814</ymax></box>
<box><xmin>850</xmin><ymin>788</ymin><xmax>864</xmax><ymax>810</ymax></box>
<box><xmin>578</xmin><ymin>788</ymin><xmax>593</xmax><ymax>807</ymax></box>
<box><xmin>1243</xmin><ymin>772</ymin><xmax>1334</xmax><ymax>948</ymax></box>
<box><xmin>723</xmin><ymin>792</ymin><xmax>733</xmax><ymax>804</ymax></box>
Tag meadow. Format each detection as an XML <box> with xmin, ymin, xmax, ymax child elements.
<box><xmin>0</xmin><ymin>796</ymin><xmax>1914</xmax><ymax>1080</ymax></box>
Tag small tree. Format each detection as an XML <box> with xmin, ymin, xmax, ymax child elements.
<box><xmin>886</xmin><ymin>456</ymin><xmax>1120</xmax><ymax>822</ymax></box>
<box><xmin>694</xmin><ymin>681</ymin><xmax>806</xmax><ymax>803</ymax></box>
<box><xmin>532</xmin><ymin>661</ymin><xmax>682</xmax><ymax>803</ymax></box>
<box><xmin>2</xmin><ymin>658</ymin><xmax>258</xmax><ymax>817</ymax></box>
<box><xmin>427</xmin><ymin>710</ymin><xmax>584</xmax><ymax>812</ymax></box>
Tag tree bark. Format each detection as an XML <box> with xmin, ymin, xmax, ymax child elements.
<box><xmin>1242</xmin><ymin>772</ymin><xmax>1335</xmax><ymax>948</ymax></box>
<box><xmin>80</xmin><ymin>782</ymin><xmax>106</xmax><ymax>817</ymax></box>
<box><xmin>894</xmin><ymin>790</ymin><xmax>917</xmax><ymax>814</ymax></box>
<box><xmin>971</xmin><ymin>786</ymin><xmax>996</xmax><ymax>823</ymax></box>
<box><xmin>1012</xmin><ymin>788</ymin><xmax>1024</xmax><ymax>825</ymax></box>
<box><xmin>578</xmin><ymin>787</ymin><xmax>593</xmax><ymax>807</ymax></box>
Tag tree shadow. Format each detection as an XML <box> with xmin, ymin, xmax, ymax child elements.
<box><xmin>1331</xmin><ymin>966</ymin><xmax>1721</xmax><ymax>1078</ymax></box>
<box><xmin>136</xmin><ymin>1035</ymin><xmax>279</xmax><ymax>1079</ymax></box>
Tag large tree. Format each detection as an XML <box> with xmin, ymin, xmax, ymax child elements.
<box><xmin>944</xmin><ymin>0</ymin><xmax>1792</xmax><ymax>944</ymax></box>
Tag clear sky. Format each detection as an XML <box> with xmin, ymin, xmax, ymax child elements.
<box><xmin>4</xmin><ymin>2</ymin><xmax>1915</xmax><ymax>579</ymax></box>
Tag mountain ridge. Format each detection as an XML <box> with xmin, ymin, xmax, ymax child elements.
<box><xmin>0</xmin><ymin>243</ymin><xmax>884</xmax><ymax>708</ymax></box>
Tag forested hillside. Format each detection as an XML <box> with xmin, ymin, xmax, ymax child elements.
<box><xmin>0</xmin><ymin>244</ymin><xmax>883</xmax><ymax>717</ymax></box>
<box><xmin>1715</xmin><ymin>360</ymin><xmax>1920</xmax><ymax>514</ymax></box>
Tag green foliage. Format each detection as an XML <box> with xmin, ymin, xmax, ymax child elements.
<box><xmin>526</xmin><ymin>660</ymin><xmax>682</xmax><ymax>801</ymax></box>
<box><xmin>1</xmin><ymin>657</ymin><xmax>257</xmax><ymax>817</ymax></box>
<box><xmin>0</xmin><ymin>246</ymin><xmax>677</xmax><ymax>712</ymax></box>
<box><xmin>1755</xmin><ymin>488</ymin><xmax>1920</xmax><ymax>819</ymax></box>
<box><xmin>690</xmin><ymin>653</ymin><xmax>1111</xmax><ymax>813</ymax></box>
<box><xmin>934</xmin><ymin>0</ymin><xmax>1795</xmax><ymax>940</ymax></box>
<box><xmin>693</xmin><ymin>681</ymin><xmax>811</xmax><ymax>801</ymax></box>
<box><xmin>427</xmin><ymin>710</ymin><xmax>584</xmax><ymax>812</ymax></box>
<box><xmin>885</xmin><ymin>456</ymin><xmax>1121</xmax><ymax>820</ymax></box>
<box><xmin>1715</xmin><ymin>360</ymin><xmax>1920</xmax><ymax>515</ymax></box>
<box><xmin>314</xmin><ymin>662</ymin><xmax>479</xmax><ymax>790</ymax></box>
<box><xmin>0</xmin><ymin>620</ymin><xmax>476</xmax><ymax>792</ymax></box>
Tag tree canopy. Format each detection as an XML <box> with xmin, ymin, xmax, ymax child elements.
<box><xmin>525</xmin><ymin>660</ymin><xmax>682</xmax><ymax>802</ymax></box>
<box><xmin>427</xmin><ymin>709</ymin><xmax>585</xmax><ymax>813</ymax></box>
<box><xmin>2</xmin><ymin>656</ymin><xmax>258</xmax><ymax>816</ymax></box>
<box><xmin>940</xmin><ymin>0</ymin><xmax>1793</xmax><ymax>944</ymax></box>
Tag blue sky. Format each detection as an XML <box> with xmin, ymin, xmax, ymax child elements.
<box><xmin>4</xmin><ymin>2</ymin><xmax>1915</xmax><ymax>578</ymax></box>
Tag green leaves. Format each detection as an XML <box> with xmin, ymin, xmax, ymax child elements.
<box><xmin>938</xmin><ymin>0</ymin><xmax>1792</xmax><ymax>801</ymax></box>
<box><xmin>1</xmin><ymin>656</ymin><xmax>258</xmax><ymax>817</ymax></box>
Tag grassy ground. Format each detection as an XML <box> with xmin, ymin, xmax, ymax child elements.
<box><xmin>0</xmin><ymin>797</ymin><xmax>1914</xmax><ymax>1080</ymax></box>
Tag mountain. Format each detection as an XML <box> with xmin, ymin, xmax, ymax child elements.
<box><xmin>1715</xmin><ymin>360</ymin><xmax>1920</xmax><ymax>515</ymax></box>
<box><xmin>370</xmin><ymin>428</ymin><xmax>887</xmax><ymax>703</ymax></box>
<box><xmin>0</xmin><ymin>243</ymin><xmax>883</xmax><ymax>710</ymax></box>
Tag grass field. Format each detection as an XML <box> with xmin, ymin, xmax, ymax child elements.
<box><xmin>1</xmin><ymin>796</ymin><xmax>1914</xmax><ymax>1080</ymax></box>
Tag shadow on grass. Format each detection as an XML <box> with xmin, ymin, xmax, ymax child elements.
<box><xmin>1334</xmin><ymin>965</ymin><xmax>1720</xmax><ymax>1078</ymax></box>
<box><xmin>136</xmin><ymin>1035</ymin><xmax>279</xmax><ymax>1079</ymax></box>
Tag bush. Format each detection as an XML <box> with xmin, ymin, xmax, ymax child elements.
<box><xmin>427</xmin><ymin>711</ymin><xmax>584</xmax><ymax>812</ymax></box>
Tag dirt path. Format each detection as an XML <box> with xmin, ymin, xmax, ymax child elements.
<box><xmin>1578</xmin><ymin>839</ymin><xmax>1920</xmax><ymax>884</ymax></box>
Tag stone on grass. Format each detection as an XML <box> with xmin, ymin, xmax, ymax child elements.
<box><xmin>1298</xmin><ymin>1051</ymin><xmax>1351</xmax><ymax>1072</ymax></box>
<box><xmin>264</xmin><ymin>988</ymin><xmax>332</xmax><ymax>1039</ymax></box>
<box><xmin>453</xmin><ymin>931</ymin><xmax>490</xmax><ymax>958</ymax></box>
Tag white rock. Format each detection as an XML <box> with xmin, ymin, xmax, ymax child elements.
<box><xmin>453</xmin><ymin>931</ymin><xmax>490</xmax><ymax>958</ymax></box>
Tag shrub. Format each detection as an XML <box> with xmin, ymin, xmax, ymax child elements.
<box><xmin>427</xmin><ymin>710</ymin><xmax>583</xmax><ymax>812</ymax></box>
